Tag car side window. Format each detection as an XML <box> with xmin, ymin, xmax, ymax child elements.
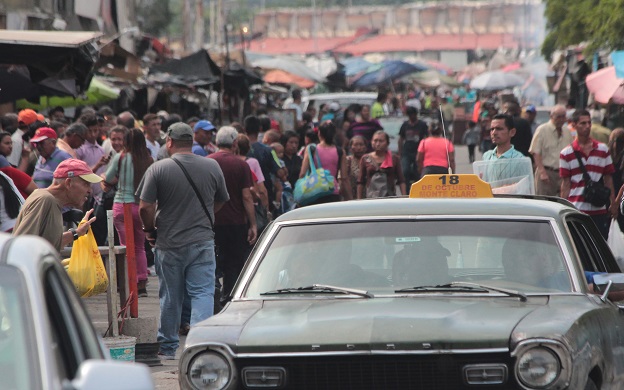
<box><xmin>567</xmin><ymin>219</ymin><xmax>613</xmax><ymax>273</ymax></box>
<box><xmin>44</xmin><ymin>259</ymin><xmax>103</xmax><ymax>380</ymax></box>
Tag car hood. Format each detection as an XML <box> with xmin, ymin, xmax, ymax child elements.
<box><xmin>191</xmin><ymin>297</ymin><xmax>547</xmax><ymax>354</ymax></box>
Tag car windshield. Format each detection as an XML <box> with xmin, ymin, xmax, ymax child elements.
<box><xmin>0</xmin><ymin>266</ymin><xmax>38</xmax><ymax>390</ymax></box>
<box><xmin>244</xmin><ymin>220</ymin><xmax>572</xmax><ymax>298</ymax></box>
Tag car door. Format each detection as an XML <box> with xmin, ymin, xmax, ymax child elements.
<box><xmin>43</xmin><ymin>257</ymin><xmax>104</xmax><ymax>382</ymax></box>
<box><xmin>566</xmin><ymin>215</ymin><xmax>621</xmax><ymax>274</ymax></box>
<box><xmin>566</xmin><ymin>215</ymin><xmax>624</xmax><ymax>380</ymax></box>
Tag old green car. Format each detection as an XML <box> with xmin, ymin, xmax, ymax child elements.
<box><xmin>180</xmin><ymin>175</ymin><xmax>624</xmax><ymax>390</ymax></box>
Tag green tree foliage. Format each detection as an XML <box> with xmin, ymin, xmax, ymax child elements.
<box><xmin>543</xmin><ymin>0</ymin><xmax>624</xmax><ymax>58</ymax></box>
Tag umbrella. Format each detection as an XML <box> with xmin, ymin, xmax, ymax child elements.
<box><xmin>263</xmin><ymin>69</ymin><xmax>315</xmax><ymax>89</ymax></box>
<box><xmin>351</xmin><ymin>60</ymin><xmax>427</xmax><ymax>89</ymax></box>
<box><xmin>469</xmin><ymin>70</ymin><xmax>526</xmax><ymax>90</ymax></box>
<box><xmin>586</xmin><ymin>66</ymin><xmax>624</xmax><ymax>104</ymax></box>
<box><xmin>16</xmin><ymin>77</ymin><xmax>120</xmax><ymax>110</ymax></box>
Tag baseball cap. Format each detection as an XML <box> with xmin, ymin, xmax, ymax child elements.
<box><xmin>329</xmin><ymin>102</ymin><xmax>340</xmax><ymax>112</ymax></box>
<box><xmin>30</xmin><ymin>127</ymin><xmax>58</xmax><ymax>143</ymax></box>
<box><xmin>525</xmin><ymin>105</ymin><xmax>536</xmax><ymax>113</ymax></box>
<box><xmin>18</xmin><ymin>109</ymin><xmax>39</xmax><ymax>126</ymax></box>
<box><xmin>166</xmin><ymin>122</ymin><xmax>193</xmax><ymax>140</ymax></box>
<box><xmin>53</xmin><ymin>159</ymin><xmax>102</xmax><ymax>183</ymax></box>
<box><xmin>215</xmin><ymin>126</ymin><xmax>238</xmax><ymax>146</ymax></box>
<box><xmin>194</xmin><ymin>120</ymin><xmax>216</xmax><ymax>132</ymax></box>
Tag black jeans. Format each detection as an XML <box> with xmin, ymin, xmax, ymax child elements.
<box><xmin>214</xmin><ymin>224</ymin><xmax>251</xmax><ymax>299</ymax></box>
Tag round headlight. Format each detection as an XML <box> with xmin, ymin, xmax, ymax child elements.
<box><xmin>188</xmin><ymin>352</ymin><xmax>231</xmax><ymax>390</ymax></box>
<box><xmin>516</xmin><ymin>347</ymin><xmax>561</xmax><ymax>388</ymax></box>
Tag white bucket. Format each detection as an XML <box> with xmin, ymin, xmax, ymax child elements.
<box><xmin>103</xmin><ymin>336</ymin><xmax>137</xmax><ymax>361</ymax></box>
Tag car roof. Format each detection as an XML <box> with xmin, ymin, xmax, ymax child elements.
<box><xmin>275</xmin><ymin>196</ymin><xmax>577</xmax><ymax>223</ymax></box>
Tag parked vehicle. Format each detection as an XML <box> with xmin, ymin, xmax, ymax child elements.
<box><xmin>283</xmin><ymin>92</ymin><xmax>377</xmax><ymax>114</ymax></box>
<box><xmin>0</xmin><ymin>234</ymin><xmax>154</xmax><ymax>390</ymax></box>
<box><xmin>180</xmin><ymin>175</ymin><xmax>624</xmax><ymax>390</ymax></box>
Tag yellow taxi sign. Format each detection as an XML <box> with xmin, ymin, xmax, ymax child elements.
<box><xmin>409</xmin><ymin>174</ymin><xmax>493</xmax><ymax>199</ymax></box>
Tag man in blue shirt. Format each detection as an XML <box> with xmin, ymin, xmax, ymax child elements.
<box><xmin>192</xmin><ymin>120</ymin><xmax>216</xmax><ymax>156</ymax></box>
<box><xmin>31</xmin><ymin>127</ymin><xmax>72</xmax><ymax>188</ymax></box>
<box><xmin>480</xmin><ymin>114</ymin><xmax>533</xmax><ymax>190</ymax></box>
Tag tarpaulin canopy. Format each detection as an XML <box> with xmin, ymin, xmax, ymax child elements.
<box><xmin>150</xmin><ymin>50</ymin><xmax>221</xmax><ymax>86</ymax></box>
<box><xmin>16</xmin><ymin>77</ymin><xmax>120</xmax><ymax>110</ymax></box>
<box><xmin>408</xmin><ymin>69</ymin><xmax>462</xmax><ymax>88</ymax></box>
<box><xmin>251</xmin><ymin>57</ymin><xmax>325</xmax><ymax>83</ymax></box>
<box><xmin>263</xmin><ymin>70</ymin><xmax>315</xmax><ymax>88</ymax></box>
<box><xmin>0</xmin><ymin>30</ymin><xmax>101</xmax><ymax>102</ymax></box>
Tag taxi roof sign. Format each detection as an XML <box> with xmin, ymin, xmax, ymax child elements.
<box><xmin>409</xmin><ymin>174</ymin><xmax>493</xmax><ymax>199</ymax></box>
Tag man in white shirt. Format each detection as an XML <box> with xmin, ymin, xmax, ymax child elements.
<box><xmin>8</xmin><ymin>109</ymin><xmax>39</xmax><ymax>166</ymax></box>
<box><xmin>143</xmin><ymin>113</ymin><xmax>162</xmax><ymax>160</ymax></box>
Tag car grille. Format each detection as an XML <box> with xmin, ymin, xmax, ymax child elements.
<box><xmin>235</xmin><ymin>354</ymin><xmax>520</xmax><ymax>390</ymax></box>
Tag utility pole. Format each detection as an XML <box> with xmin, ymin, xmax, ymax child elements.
<box><xmin>183</xmin><ymin>0</ymin><xmax>191</xmax><ymax>52</ymax></box>
<box><xmin>195</xmin><ymin>0</ymin><xmax>205</xmax><ymax>50</ymax></box>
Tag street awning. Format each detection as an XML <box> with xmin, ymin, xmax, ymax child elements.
<box><xmin>0</xmin><ymin>30</ymin><xmax>102</xmax><ymax>102</ymax></box>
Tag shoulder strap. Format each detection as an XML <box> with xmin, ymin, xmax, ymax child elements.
<box><xmin>172</xmin><ymin>157</ymin><xmax>214</xmax><ymax>229</ymax></box>
<box><xmin>572</xmin><ymin>149</ymin><xmax>592</xmax><ymax>183</ymax></box>
<box><xmin>307</xmin><ymin>144</ymin><xmax>320</xmax><ymax>171</ymax></box>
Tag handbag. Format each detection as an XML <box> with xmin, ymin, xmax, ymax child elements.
<box><xmin>294</xmin><ymin>144</ymin><xmax>335</xmax><ymax>206</ymax></box>
<box><xmin>66</xmin><ymin>225</ymin><xmax>109</xmax><ymax>298</ymax></box>
<box><xmin>572</xmin><ymin>150</ymin><xmax>611</xmax><ymax>207</ymax></box>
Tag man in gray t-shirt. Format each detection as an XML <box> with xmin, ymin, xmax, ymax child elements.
<box><xmin>138</xmin><ymin>122</ymin><xmax>228</xmax><ymax>359</ymax></box>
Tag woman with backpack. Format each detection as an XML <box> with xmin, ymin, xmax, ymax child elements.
<box><xmin>357</xmin><ymin>130</ymin><xmax>406</xmax><ymax>199</ymax></box>
<box><xmin>298</xmin><ymin>121</ymin><xmax>352</xmax><ymax>205</ymax></box>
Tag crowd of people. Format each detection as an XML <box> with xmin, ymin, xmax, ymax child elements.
<box><xmin>1</xmin><ymin>83</ymin><xmax>622</xmax><ymax>359</ymax></box>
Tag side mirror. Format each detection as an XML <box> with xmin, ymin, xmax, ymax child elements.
<box><xmin>71</xmin><ymin>360</ymin><xmax>154</xmax><ymax>390</ymax></box>
<box><xmin>592</xmin><ymin>273</ymin><xmax>624</xmax><ymax>302</ymax></box>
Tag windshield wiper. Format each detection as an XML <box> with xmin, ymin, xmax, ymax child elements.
<box><xmin>396</xmin><ymin>282</ymin><xmax>527</xmax><ymax>302</ymax></box>
<box><xmin>261</xmin><ymin>284</ymin><xmax>374</xmax><ymax>298</ymax></box>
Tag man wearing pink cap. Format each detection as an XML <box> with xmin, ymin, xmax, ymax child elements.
<box><xmin>13</xmin><ymin>159</ymin><xmax>101</xmax><ymax>252</ymax></box>
<box><xmin>30</xmin><ymin>127</ymin><xmax>72</xmax><ymax>188</ymax></box>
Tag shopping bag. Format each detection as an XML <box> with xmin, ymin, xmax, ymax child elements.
<box><xmin>607</xmin><ymin>220</ymin><xmax>624</xmax><ymax>270</ymax></box>
<box><xmin>294</xmin><ymin>144</ymin><xmax>335</xmax><ymax>206</ymax></box>
<box><xmin>66</xmin><ymin>225</ymin><xmax>109</xmax><ymax>298</ymax></box>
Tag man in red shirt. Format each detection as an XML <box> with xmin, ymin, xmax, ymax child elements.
<box><xmin>560</xmin><ymin>109</ymin><xmax>615</xmax><ymax>239</ymax></box>
<box><xmin>208</xmin><ymin>126</ymin><xmax>257</xmax><ymax>302</ymax></box>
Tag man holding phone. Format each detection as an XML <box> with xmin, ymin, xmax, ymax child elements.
<box><xmin>76</xmin><ymin>113</ymin><xmax>111</xmax><ymax>244</ymax></box>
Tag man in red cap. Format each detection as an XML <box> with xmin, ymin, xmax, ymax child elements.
<box><xmin>8</xmin><ymin>109</ymin><xmax>39</xmax><ymax>167</ymax></box>
<box><xmin>30</xmin><ymin>127</ymin><xmax>72</xmax><ymax>188</ymax></box>
<box><xmin>13</xmin><ymin>158</ymin><xmax>101</xmax><ymax>252</ymax></box>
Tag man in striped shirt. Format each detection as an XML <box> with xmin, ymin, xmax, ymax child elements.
<box><xmin>560</xmin><ymin>109</ymin><xmax>615</xmax><ymax>239</ymax></box>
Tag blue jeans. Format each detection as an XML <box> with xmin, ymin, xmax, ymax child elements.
<box><xmin>155</xmin><ymin>241</ymin><xmax>216</xmax><ymax>356</ymax></box>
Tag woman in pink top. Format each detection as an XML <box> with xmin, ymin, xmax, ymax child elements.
<box><xmin>299</xmin><ymin>121</ymin><xmax>352</xmax><ymax>205</ymax></box>
<box><xmin>417</xmin><ymin>122</ymin><xmax>455</xmax><ymax>176</ymax></box>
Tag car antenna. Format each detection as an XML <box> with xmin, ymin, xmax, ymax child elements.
<box><xmin>439</xmin><ymin>105</ymin><xmax>453</xmax><ymax>174</ymax></box>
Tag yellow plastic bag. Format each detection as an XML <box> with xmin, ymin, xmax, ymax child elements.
<box><xmin>66</xmin><ymin>226</ymin><xmax>108</xmax><ymax>297</ymax></box>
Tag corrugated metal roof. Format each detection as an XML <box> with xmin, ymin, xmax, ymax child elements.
<box><xmin>0</xmin><ymin>30</ymin><xmax>102</xmax><ymax>48</ymax></box>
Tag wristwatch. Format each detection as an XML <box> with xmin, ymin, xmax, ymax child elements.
<box><xmin>68</xmin><ymin>228</ymin><xmax>79</xmax><ymax>241</ymax></box>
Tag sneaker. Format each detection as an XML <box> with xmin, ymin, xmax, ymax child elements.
<box><xmin>138</xmin><ymin>288</ymin><xmax>148</xmax><ymax>298</ymax></box>
<box><xmin>147</xmin><ymin>265</ymin><xmax>156</xmax><ymax>276</ymax></box>
<box><xmin>158</xmin><ymin>352</ymin><xmax>176</xmax><ymax>361</ymax></box>
<box><xmin>137</xmin><ymin>280</ymin><xmax>148</xmax><ymax>298</ymax></box>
